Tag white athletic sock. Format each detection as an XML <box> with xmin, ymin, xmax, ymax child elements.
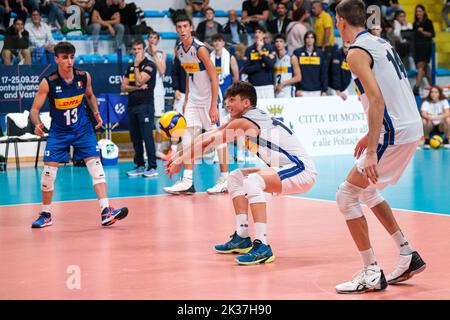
<box><xmin>99</xmin><ymin>198</ymin><xmax>109</xmax><ymax>211</ymax></box>
<box><xmin>42</xmin><ymin>204</ymin><xmax>51</xmax><ymax>213</ymax></box>
<box><xmin>254</xmin><ymin>222</ymin><xmax>267</xmax><ymax>244</ymax></box>
<box><xmin>360</xmin><ymin>248</ymin><xmax>377</xmax><ymax>268</ymax></box>
<box><xmin>236</xmin><ymin>214</ymin><xmax>249</xmax><ymax>238</ymax></box>
<box><xmin>156</xmin><ymin>142</ymin><xmax>162</xmax><ymax>152</ymax></box>
<box><xmin>183</xmin><ymin>169</ymin><xmax>193</xmax><ymax>181</ymax></box>
<box><xmin>392</xmin><ymin>230</ymin><xmax>414</xmax><ymax>255</ymax></box>
<box><xmin>221</xmin><ymin>172</ymin><xmax>229</xmax><ymax>179</ymax></box>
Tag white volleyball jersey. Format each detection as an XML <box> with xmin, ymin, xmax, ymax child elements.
<box><xmin>146</xmin><ymin>50</ymin><xmax>165</xmax><ymax>96</ymax></box>
<box><xmin>351</xmin><ymin>31</ymin><xmax>423</xmax><ymax>146</ymax></box>
<box><xmin>176</xmin><ymin>38</ymin><xmax>212</xmax><ymax>107</ymax></box>
<box><xmin>274</xmin><ymin>53</ymin><xmax>294</xmax><ymax>97</ymax></box>
<box><xmin>242</xmin><ymin>108</ymin><xmax>316</xmax><ymax>174</ymax></box>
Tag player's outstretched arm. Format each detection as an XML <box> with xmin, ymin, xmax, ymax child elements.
<box><xmin>347</xmin><ymin>48</ymin><xmax>384</xmax><ymax>184</ymax></box>
<box><xmin>30</xmin><ymin>79</ymin><xmax>49</xmax><ymax>136</ymax></box>
<box><xmin>85</xmin><ymin>72</ymin><xmax>103</xmax><ymax>129</ymax></box>
<box><xmin>165</xmin><ymin>119</ymin><xmax>259</xmax><ymax>177</ymax></box>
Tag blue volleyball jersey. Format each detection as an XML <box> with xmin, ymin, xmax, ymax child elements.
<box><xmin>45</xmin><ymin>69</ymin><xmax>90</xmax><ymax>132</ymax></box>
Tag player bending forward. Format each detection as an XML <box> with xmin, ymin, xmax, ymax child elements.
<box><xmin>30</xmin><ymin>41</ymin><xmax>128</xmax><ymax>228</ymax></box>
<box><xmin>166</xmin><ymin>81</ymin><xmax>317</xmax><ymax>265</ymax></box>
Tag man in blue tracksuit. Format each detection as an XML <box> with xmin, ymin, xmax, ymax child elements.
<box><xmin>293</xmin><ymin>31</ymin><xmax>328</xmax><ymax>97</ymax></box>
<box><xmin>242</xmin><ymin>26</ymin><xmax>277</xmax><ymax>100</ymax></box>
<box><xmin>329</xmin><ymin>42</ymin><xmax>352</xmax><ymax>100</ymax></box>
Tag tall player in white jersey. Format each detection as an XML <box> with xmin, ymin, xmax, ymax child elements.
<box><xmin>334</xmin><ymin>0</ymin><xmax>426</xmax><ymax>294</ymax></box>
<box><xmin>146</xmin><ymin>31</ymin><xmax>167</xmax><ymax>159</ymax></box>
<box><xmin>273</xmin><ymin>34</ymin><xmax>301</xmax><ymax>98</ymax></box>
<box><xmin>166</xmin><ymin>82</ymin><xmax>317</xmax><ymax>265</ymax></box>
<box><xmin>164</xmin><ymin>15</ymin><xmax>219</xmax><ymax>194</ymax></box>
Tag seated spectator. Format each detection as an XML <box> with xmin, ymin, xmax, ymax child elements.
<box><xmin>392</xmin><ymin>10</ymin><xmax>413</xmax><ymax>69</ymax></box>
<box><xmin>241</xmin><ymin>0</ymin><xmax>270</xmax><ymax>34</ymax></box>
<box><xmin>3</xmin><ymin>0</ymin><xmax>40</xmax><ymax>28</ymax></box>
<box><xmin>286</xmin><ymin>7</ymin><xmax>308</xmax><ymax>55</ymax></box>
<box><xmin>267</xmin><ymin>2</ymin><xmax>291</xmax><ymax>35</ymax></box>
<box><xmin>65</xmin><ymin>0</ymin><xmax>94</xmax><ymax>30</ymax></box>
<box><xmin>196</xmin><ymin>7</ymin><xmax>223</xmax><ymax>48</ymax></box>
<box><xmin>293</xmin><ymin>31</ymin><xmax>327</xmax><ymax>97</ymax></box>
<box><xmin>117</xmin><ymin>0</ymin><xmax>142</xmax><ymax>49</ymax></box>
<box><xmin>25</xmin><ymin>9</ymin><xmax>56</xmax><ymax>64</ymax></box>
<box><xmin>329</xmin><ymin>42</ymin><xmax>351</xmax><ymax>100</ymax></box>
<box><xmin>242</xmin><ymin>25</ymin><xmax>276</xmax><ymax>99</ymax></box>
<box><xmin>413</xmin><ymin>4</ymin><xmax>435</xmax><ymax>96</ymax></box>
<box><xmin>1</xmin><ymin>17</ymin><xmax>31</xmax><ymax>65</ymax></box>
<box><xmin>267</xmin><ymin>0</ymin><xmax>291</xmax><ymax>18</ymax></box>
<box><xmin>40</xmin><ymin>0</ymin><xmax>67</xmax><ymax>30</ymax></box>
<box><xmin>88</xmin><ymin>0</ymin><xmax>124</xmax><ymax>54</ymax></box>
<box><xmin>222</xmin><ymin>9</ymin><xmax>248</xmax><ymax>46</ymax></box>
<box><xmin>420</xmin><ymin>86</ymin><xmax>450</xmax><ymax>149</ymax></box>
<box><xmin>443</xmin><ymin>0</ymin><xmax>450</xmax><ymax>32</ymax></box>
<box><xmin>1</xmin><ymin>1</ymin><xmax>9</xmax><ymax>33</ymax></box>
<box><xmin>381</xmin><ymin>0</ymin><xmax>400</xmax><ymax>20</ymax></box>
<box><xmin>185</xmin><ymin>0</ymin><xmax>209</xmax><ymax>17</ymax></box>
<box><xmin>369</xmin><ymin>24</ymin><xmax>382</xmax><ymax>37</ymax></box>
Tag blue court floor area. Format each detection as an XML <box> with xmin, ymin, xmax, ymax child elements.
<box><xmin>0</xmin><ymin>149</ymin><xmax>449</xmax><ymax>215</ymax></box>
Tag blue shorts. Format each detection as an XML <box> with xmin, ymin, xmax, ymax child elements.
<box><xmin>44</xmin><ymin>124</ymin><xmax>100</xmax><ymax>163</ymax></box>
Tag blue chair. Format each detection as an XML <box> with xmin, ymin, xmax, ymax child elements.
<box><xmin>75</xmin><ymin>54</ymin><xmax>106</xmax><ymax>64</ymax></box>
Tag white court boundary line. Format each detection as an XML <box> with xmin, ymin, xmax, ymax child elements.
<box><xmin>1</xmin><ymin>192</ymin><xmax>449</xmax><ymax>217</ymax></box>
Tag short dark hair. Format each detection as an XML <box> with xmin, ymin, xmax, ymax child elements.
<box><xmin>336</xmin><ymin>0</ymin><xmax>366</xmax><ymax>28</ymax></box>
<box><xmin>204</xmin><ymin>6</ymin><xmax>214</xmax><ymax>14</ymax></box>
<box><xmin>254</xmin><ymin>25</ymin><xmax>266</xmax><ymax>34</ymax></box>
<box><xmin>212</xmin><ymin>33</ymin><xmax>225</xmax><ymax>42</ymax></box>
<box><xmin>304</xmin><ymin>30</ymin><xmax>316</xmax><ymax>43</ymax></box>
<box><xmin>292</xmin><ymin>8</ymin><xmax>306</xmax><ymax>22</ymax></box>
<box><xmin>277</xmin><ymin>2</ymin><xmax>288</xmax><ymax>9</ymax></box>
<box><xmin>274</xmin><ymin>34</ymin><xmax>286</xmax><ymax>42</ymax></box>
<box><xmin>13</xmin><ymin>17</ymin><xmax>25</xmax><ymax>25</ymax></box>
<box><xmin>31</xmin><ymin>9</ymin><xmax>40</xmax><ymax>15</ymax></box>
<box><xmin>175</xmin><ymin>14</ymin><xmax>193</xmax><ymax>26</ymax></box>
<box><xmin>54</xmin><ymin>41</ymin><xmax>76</xmax><ymax>56</ymax></box>
<box><xmin>148</xmin><ymin>31</ymin><xmax>160</xmax><ymax>40</ymax></box>
<box><xmin>132</xmin><ymin>39</ymin><xmax>146</xmax><ymax>48</ymax></box>
<box><xmin>225</xmin><ymin>81</ymin><xmax>257</xmax><ymax>108</ymax></box>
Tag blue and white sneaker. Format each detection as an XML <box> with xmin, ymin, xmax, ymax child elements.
<box><xmin>235</xmin><ymin>239</ymin><xmax>275</xmax><ymax>265</ymax></box>
<box><xmin>101</xmin><ymin>207</ymin><xmax>129</xmax><ymax>226</ymax></box>
<box><xmin>214</xmin><ymin>231</ymin><xmax>253</xmax><ymax>254</ymax></box>
<box><xmin>143</xmin><ymin>168</ymin><xmax>159</xmax><ymax>178</ymax></box>
<box><xmin>127</xmin><ymin>166</ymin><xmax>145</xmax><ymax>177</ymax></box>
<box><xmin>31</xmin><ymin>212</ymin><xmax>52</xmax><ymax>228</ymax></box>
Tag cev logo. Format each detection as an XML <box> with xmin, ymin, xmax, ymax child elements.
<box><xmin>115</xmin><ymin>103</ymin><xmax>126</xmax><ymax>114</ymax></box>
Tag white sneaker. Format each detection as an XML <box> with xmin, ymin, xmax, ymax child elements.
<box><xmin>163</xmin><ymin>179</ymin><xmax>196</xmax><ymax>195</ymax></box>
<box><xmin>213</xmin><ymin>150</ymin><xmax>219</xmax><ymax>163</ymax></box>
<box><xmin>386</xmin><ymin>251</ymin><xmax>426</xmax><ymax>284</ymax></box>
<box><xmin>156</xmin><ymin>151</ymin><xmax>166</xmax><ymax>159</ymax></box>
<box><xmin>207</xmin><ymin>176</ymin><xmax>228</xmax><ymax>194</ymax></box>
<box><xmin>335</xmin><ymin>265</ymin><xmax>387</xmax><ymax>294</ymax></box>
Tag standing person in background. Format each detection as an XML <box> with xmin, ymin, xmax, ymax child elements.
<box><xmin>207</xmin><ymin>33</ymin><xmax>240</xmax><ymax>194</ymax></box>
<box><xmin>241</xmin><ymin>0</ymin><xmax>270</xmax><ymax>34</ymax></box>
<box><xmin>293</xmin><ymin>31</ymin><xmax>328</xmax><ymax>97</ymax></box>
<box><xmin>311</xmin><ymin>1</ymin><xmax>335</xmax><ymax>74</ymax></box>
<box><xmin>242</xmin><ymin>26</ymin><xmax>277</xmax><ymax>100</ymax></box>
<box><xmin>146</xmin><ymin>31</ymin><xmax>167</xmax><ymax>160</ymax></box>
<box><xmin>329</xmin><ymin>41</ymin><xmax>352</xmax><ymax>100</ymax></box>
<box><xmin>267</xmin><ymin>2</ymin><xmax>291</xmax><ymax>35</ymax></box>
<box><xmin>286</xmin><ymin>7</ymin><xmax>309</xmax><ymax>55</ymax></box>
<box><xmin>412</xmin><ymin>4</ymin><xmax>435</xmax><ymax>96</ymax></box>
<box><xmin>274</xmin><ymin>34</ymin><xmax>301</xmax><ymax>98</ymax></box>
<box><xmin>443</xmin><ymin>0</ymin><xmax>450</xmax><ymax>32</ymax></box>
<box><xmin>121</xmin><ymin>39</ymin><xmax>158</xmax><ymax>178</ymax></box>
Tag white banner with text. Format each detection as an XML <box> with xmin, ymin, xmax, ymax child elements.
<box><xmin>257</xmin><ymin>96</ymin><xmax>368</xmax><ymax>156</ymax></box>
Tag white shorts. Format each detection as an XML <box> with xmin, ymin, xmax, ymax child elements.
<box><xmin>273</xmin><ymin>163</ymin><xmax>317</xmax><ymax>195</ymax></box>
<box><xmin>355</xmin><ymin>140</ymin><xmax>420</xmax><ymax>190</ymax></box>
<box><xmin>300</xmin><ymin>90</ymin><xmax>322</xmax><ymax>97</ymax></box>
<box><xmin>255</xmin><ymin>85</ymin><xmax>275</xmax><ymax>100</ymax></box>
<box><xmin>154</xmin><ymin>94</ymin><xmax>165</xmax><ymax>117</ymax></box>
<box><xmin>275</xmin><ymin>86</ymin><xmax>294</xmax><ymax>98</ymax></box>
<box><xmin>173</xmin><ymin>93</ymin><xmax>185</xmax><ymax>114</ymax></box>
<box><xmin>184</xmin><ymin>103</ymin><xmax>217</xmax><ymax>131</ymax></box>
